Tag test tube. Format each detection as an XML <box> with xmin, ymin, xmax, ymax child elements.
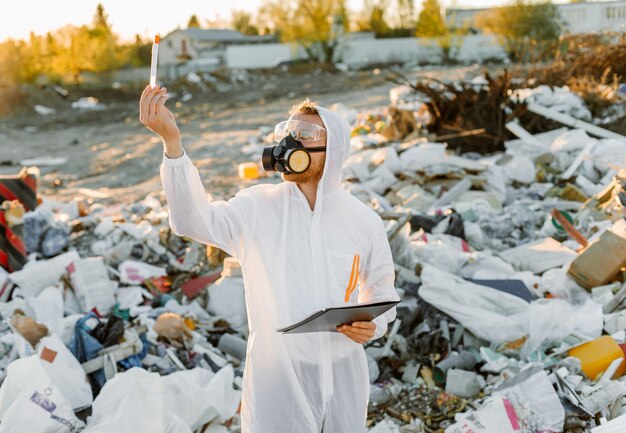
<box><xmin>150</xmin><ymin>35</ymin><xmax>160</xmax><ymax>88</ymax></box>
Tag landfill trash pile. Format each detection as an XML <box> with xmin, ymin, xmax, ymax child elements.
<box><xmin>0</xmin><ymin>191</ymin><xmax>246</xmax><ymax>432</ymax></box>
<box><xmin>237</xmin><ymin>72</ymin><xmax>626</xmax><ymax>431</ymax></box>
<box><xmin>1</xmin><ymin>69</ymin><xmax>626</xmax><ymax>433</ymax></box>
<box><xmin>330</xmin><ymin>75</ymin><xmax>626</xmax><ymax>432</ymax></box>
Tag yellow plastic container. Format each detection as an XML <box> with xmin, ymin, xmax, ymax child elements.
<box><xmin>238</xmin><ymin>162</ymin><xmax>260</xmax><ymax>180</ymax></box>
<box><xmin>568</xmin><ymin>335</ymin><xmax>626</xmax><ymax>380</ymax></box>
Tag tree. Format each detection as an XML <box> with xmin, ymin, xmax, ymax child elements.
<box><xmin>116</xmin><ymin>34</ymin><xmax>151</xmax><ymax>68</ymax></box>
<box><xmin>397</xmin><ymin>0</ymin><xmax>415</xmax><ymax>29</ymax></box>
<box><xmin>85</xmin><ymin>4</ymin><xmax>120</xmax><ymax>72</ymax></box>
<box><xmin>0</xmin><ymin>2</ymin><xmax>156</xmax><ymax>86</ymax></box>
<box><xmin>477</xmin><ymin>0</ymin><xmax>562</xmax><ymax>62</ymax></box>
<box><xmin>187</xmin><ymin>14</ymin><xmax>201</xmax><ymax>28</ymax></box>
<box><xmin>231</xmin><ymin>10</ymin><xmax>259</xmax><ymax>35</ymax></box>
<box><xmin>355</xmin><ymin>0</ymin><xmax>390</xmax><ymax>35</ymax></box>
<box><xmin>370</xmin><ymin>3</ymin><xmax>390</xmax><ymax>35</ymax></box>
<box><xmin>258</xmin><ymin>0</ymin><xmax>348</xmax><ymax>63</ymax></box>
<box><xmin>415</xmin><ymin>0</ymin><xmax>446</xmax><ymax>37</ymax></box>
<box><xmin>335</xmin><ymin>0</ymin><xmax>350</xmax><ymax>33</ymax></box>
<box><xmin>0</xmin><ymin>39</ymin><xmax>31</xmax><ymax>85</ymax></box>
<box><xmin>93</xmin><ymin>3</ymin><xmax>112</xmax><ymax>32</ymax></box>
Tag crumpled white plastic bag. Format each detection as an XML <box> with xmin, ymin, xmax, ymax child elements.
<box><xmin>419</xmin><ymin>265</ymin><xmax>529</xmax><ymax>344</ymax></box>
<box><xmin>523</xmin><ymin>298</ymin><xmax>602</xmax><ymax>358</ymax></box>
<box><xmin>162</xmin><ymin>365</ymin><xmax>240</xmax><ymax>430</ymax></box>
<box><xmin>84</xmin><ymin>365</ymin><xmax>240</xmax><ymax>433</ymax></box>
<box><xmin>83</xmin><ymin>367</ymin><xmax>191</xmax><ymax>433</ymax></box>
<box><xmin>419</xmin><ymin>266</ymin><xmax>603</xmax><ymax>358</ymax></box>
<box><xmin>0</xmin><ymin>334</ymin><xmax>92</xmax><ymax>418</ymax></box>
<box><xmin>0</xmin><ymin>381</ymin><xmax>84</xmax><ymax>433</ymax></box>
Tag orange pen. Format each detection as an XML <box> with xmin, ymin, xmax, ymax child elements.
<box><xmin>344</xmin><ymin>254</ymin><xmax>360</xmax><ymax>302</ymax></box>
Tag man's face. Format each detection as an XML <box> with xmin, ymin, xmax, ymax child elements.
<box><xmin>281</xmin><ymin>113</ymin><xmax>327</xmax><ymax>184</ymax></box>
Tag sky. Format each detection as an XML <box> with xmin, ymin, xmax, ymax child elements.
<box><xmin>0</xmin><ymin>0</ymin><xmax>508</xmax><ymax>43</ymax></box>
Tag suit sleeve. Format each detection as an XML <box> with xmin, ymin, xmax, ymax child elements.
<box><xmin>358</xmin><ymin>218</ymin><xmax>401</xmax><ymax>341</ymax></box>
<box><xmin>160</xmin><ymin>149</ymin><xmax>256</xmax><ymax>259</ymax></box>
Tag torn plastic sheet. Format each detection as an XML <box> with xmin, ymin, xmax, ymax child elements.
<box><xmin>419</xmin><ymin>266</ymin><xmax>603</xmax><ymax>354</ymax></box>
<box><xmin>419</xmin><ymin>265</ymin><xmax>528</xmax><ymax>344</ymax></box>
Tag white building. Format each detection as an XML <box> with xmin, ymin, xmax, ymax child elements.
<box><xmin>446</xmin><ymin>0</ymin><xmax>626</xmax><ymax>34</ymax></box>
<box><xmin>158</xmin><ymin>28</ymin><xmax>276</xmax><ymax>78</ymax></box>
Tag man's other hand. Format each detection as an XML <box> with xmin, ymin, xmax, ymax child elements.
<box><xmin>336</xmin><ymin>321</ymin><xmax>375</xmax><ymax>344</ymax></box>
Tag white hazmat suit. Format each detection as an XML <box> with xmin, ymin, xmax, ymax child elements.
<box><xmin>160</xmin><ymin>106</ymin><xmax>400</xmax><ymax>433</ymax></box>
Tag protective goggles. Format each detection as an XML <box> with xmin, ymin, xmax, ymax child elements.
<box><xmin>274</xmin><ymin>119</ymin><xmax>327</xmax><ymax>143</ymax></box>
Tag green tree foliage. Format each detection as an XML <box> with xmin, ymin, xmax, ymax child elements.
<box><xmin>397</xmin><ymin>0</ymin><xmax>415</xmax><ymax>29</ymax></box>
<box><xmin>117</xmin><ymin>34</ymin><xmax>152</xmax><ymax>69</ymax></box>
<box><xmin>477</xmin><ymin>0</ymin><xmax>562</xmax><ymax>62</ymax></box>
<box><xmin>0</xmin><ymin>3</ymin><xmax>151</xmax><ymax>86</ymax></box>
<box><xmin>355</xmin><ymin>0</ymin><xmax>390</xmax><ymax>35</ymax></box>
<box><xmin>258</xmin><ymin>0</ymin><xmax>348</xmax><ymax>63</ymax></box>
<box><xmin>415</xmin><ymin>0</ymin><xmax>446</xmax><ymax>37</ymax></box>
<box><xmin>231</xmin><ymin>10</ymin><xmax>260</xmax><ymax>35</ymax></box>
<box><xmin>89</xmin><ymin>3</ymin><xmax>119</xmax><ymax>73</ymax></box>
<box><xmin>187</xmin><ymin>14</ymin><xmax>201</xmax><ymax>28</ymax></box>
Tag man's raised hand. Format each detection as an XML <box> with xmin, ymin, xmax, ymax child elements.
<box><xmin>139</xmin><ymin>84</ymin><xmax>179</xmax><ymax>143</ymax></box>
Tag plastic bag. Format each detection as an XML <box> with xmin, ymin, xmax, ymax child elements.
<box><xmin>162</xmin><ymin>365</ymin><xmax>240</xmax><ymax>430</ymax></box>
<box><xmin>420</xmin><ymin>265</ymin><xmax>602</xmax><ymax>357</ymax></box>
<box><xmin>523</xmin><ymin>298</ymin><xmax>602</xmax><ymax>358</ymax></box>
<box><xmin>36</xmin><ymin>335</ymin><xmax>92</xmax><ymax>410</ymax></box>
<box><xmin>419</xmin><ymin>265</ymin><xmax>529</xmax><ymax>344</ymax></box>
<box><xmin>0</xmin><ymin>382</ymin><xmax>84</xmax><ymax>433</ymax></box>
<box><xmin>0</xmin><ymin>334</ymin><xmax>92</xmax><ymax>419</ymax></box>
<box><xmin>90</xmin><ymin>316</ymin><xmax>125</xmax><ymax>348</ymax></box>
<box><xmin>83</xmin><ymin>367</ymin><xmax>191</xmax><ymax>433</ymax></box>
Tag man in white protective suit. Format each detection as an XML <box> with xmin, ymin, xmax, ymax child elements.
<box><xmin>139</xmin><ymin>84</ymin><xmax>400</xmax><ymax>433</ymax></box>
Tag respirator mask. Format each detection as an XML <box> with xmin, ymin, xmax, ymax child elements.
<box><xmin>262</xmin><ymin>119</ymin><xmax>327</xmax><ymax>174</ymax></box>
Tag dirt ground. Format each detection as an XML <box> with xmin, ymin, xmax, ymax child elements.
<box><xmin>0</xmin><ymin>65</ymin><xmax>491</xmax><ymax>205</ymax></box>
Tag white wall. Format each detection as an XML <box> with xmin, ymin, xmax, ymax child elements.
<box><xmin>560</xmin><ymin>1</ymin><xmax>626</xmax><ymax>34</ymax></box>
<box><xmin>225</xmin><ymin>35</ymin><xmax>506</xmax><ymax>70</ymax></box>
<box><xmin>446</xmin><ymin>0</ymin><xmax>626</xmax><ymax>35</ymax></box>
<box><xmin>225</xmin><ymin>43</ymin><xmax>301</xmax><ymax>69</ymax></box>
<box><xmin>456</xmin><ymin>34</ymin><xmax>506</xmax><ymax>63</ymax></box>
<box><xmin>338</xmin><ymin>37</ymin><xmax>442</xmax><ymax>66</ymax></box>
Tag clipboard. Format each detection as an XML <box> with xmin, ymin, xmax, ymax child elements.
<box><xmin>276</xmin><ymin>300</ymin><xmax>400</xmax><ymax>334</ymax></box>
